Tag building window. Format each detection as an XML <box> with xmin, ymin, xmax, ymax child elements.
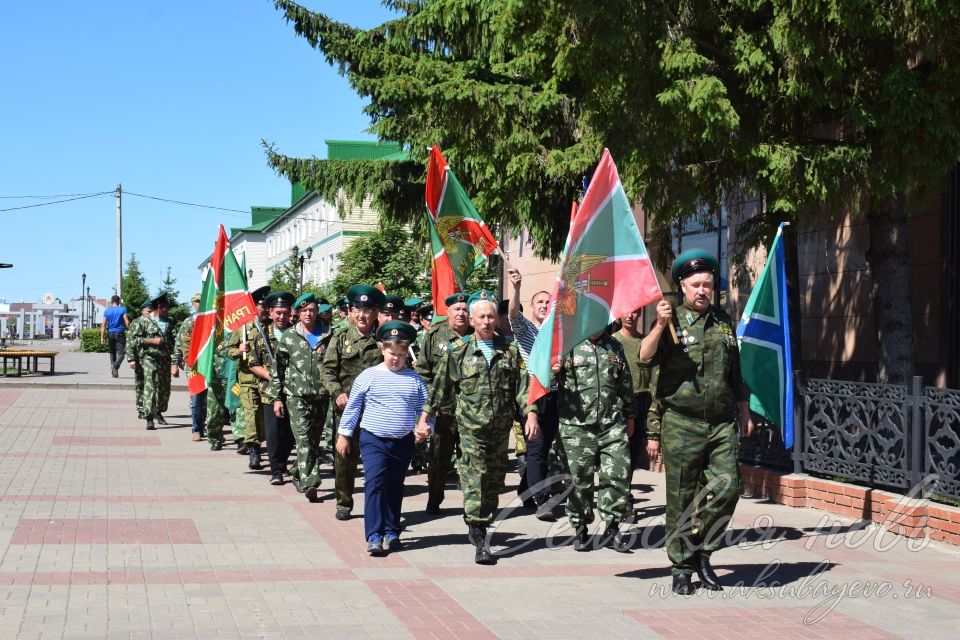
<box><xmin>671</xmin><ymin>205</ymin><xmax>728</xmax><ymax>283</ymax></box>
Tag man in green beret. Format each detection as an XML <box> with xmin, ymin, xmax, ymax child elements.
<box><xmin>417</xmin><ymin>291</ymin><xmax>539</xmax><ymax>564</ymax></box>
<box><xmin>256</xmin><ymin>292</ymin><xmax>296</xmax><ymax>484</ymax></box>
<box><xmin>125</xmin><ymin>294</ymin><xmax>176</xmax><ymax>430</ymax></box>
<box><xmin>175</xmin><ymin>293</ymin><xmax>207</xmax><ymax>441</ymax></box>
<box><xmin>266</xmin><ymin>292</ymin><xmax>330</xmax><ymax>501</ymax></box>
<box><xmin>226</xmin><ymin>285</ymin><xmax>272</xmax><ymax>468</ymax></box>
<box><xmin>322</xmin><ymin>284</ymin><xmax>385</xmax><ymax>520</ymax></box>
<box><xmin>640</xmin><ymin>249</ymin><xmax>754</xmax><ymax>594</ymax></box>
<box><xmin>415</xmin><ymin>292</ymin><xmax>473</xmax><ymax>514</ymax></box>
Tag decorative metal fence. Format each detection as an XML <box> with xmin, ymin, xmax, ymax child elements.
<box><xmin>738</xmin><ymin>375</ymin><xmax>960</xmax><ymax>502</ymax></box>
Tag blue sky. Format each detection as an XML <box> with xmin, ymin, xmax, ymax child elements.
<box><xmin>0</xmin><ymin>1</ymin><xmax>394</xmax><ymax>305</ymax></box>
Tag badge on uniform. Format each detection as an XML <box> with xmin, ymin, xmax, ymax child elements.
<box><xmin>686</xmin><ymin>312</ymin><xmax>694</xmax><ymax>324</ymax></box>
<box><xmin>685</xmin><ymin>335</ymin><xmax>697</xmax><ymax>345</ymax></box>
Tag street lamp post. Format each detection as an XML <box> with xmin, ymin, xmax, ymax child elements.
<box><xmin>81</xmin><ymin>273</ymin><xmax>86</xmax><ymax>329</ymax></box>
<box><xmin>87</xmin><ymin>286</ymin><xmax>92</xmax><ymax>328</ymax></box>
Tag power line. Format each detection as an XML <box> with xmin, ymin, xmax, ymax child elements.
<box><xmin>0</xmin><ymin>192</ymin><xmax>113</xmax><ymax>213</ymax></box>
<box><xmin>0</xmin><ymin>191</ymin><xmax>109</xmax><ymax>199</ymax></box>
<box><xmin>123</xmin><ymin>191</ymin><xmax>249</xmax><ymax>216</ymax></box>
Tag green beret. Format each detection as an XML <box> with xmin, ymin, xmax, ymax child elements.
<box><xmin>265</xmin><ymin>291</ymin><xmax>295</xmax><ymax>308</ymax></box>
<box><xmin>294</xmin><ymin>292</ymin><xmax>317</xmax><ymax>309</ymax></box>
<box><xmin>404</xmin><ymin>296</ymin><xmax>423</xmax><ymax>309</ymax></box>
<box><xmin>380</xmin><ymin>294</ymin><xmax>404</xmax><ymax>313</ymax></box>
<box><xmin>467</xmin><ymin>289</ymin><xmax>497</xmax><ymax>308</ymax></box>
<box><xmin>347</xmin><ymin>284</ymin><xmax>385</xmax><ymax>309</ymax></box>
<box><xmin>445</xmin><ymin>292</ymin><xmax>469</xmax><ymax>306</ymax></box>
<box><xmin>251</xmin><ymin>285</ymin><xmax>271</xmax><ymax>305</ymax></box>
<box><xmin>317</xmin><ymin>297</ymin><xmax>332</xmax><ymax>313</ymax></box>
<box><xmin>376</xmin><ymin>320</ymin><xmax>417</xmax><ymax>343</ymax></box>
<box><xmin>672</xmin><ymin>249</ymin><xmax>720</xmax><ymax>282</ymax></box>
<box><xmin>140</xmin><ymin>300</ymin><xmax>153</xmax><ymax>310</ymax></box>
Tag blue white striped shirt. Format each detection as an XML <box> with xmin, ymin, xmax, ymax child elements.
<box><xmin>508</xmin><ymin>313</ymin><xmax>539</xmax><ymax>363</ymax></box>
<box><xmin>338</xmin><ymin>364</ymin><xmax>434</xmax><ymax>438</ymax></box>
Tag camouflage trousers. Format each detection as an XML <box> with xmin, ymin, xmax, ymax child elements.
<box><xmin>140</xmin><ymin>355</ymin><xmax>171</xmax><ymax>419</ymax></box>
<box><xmin>458</xmin><ymin>420</ymin><xmax>511</xmax><ymax>526</ymax></box>
<box><xmin>427</xmin><ymin>416</ymin><xmax>459</xmax><ymax>508</ymax></box>
<box><xmin>206</xmin><ymin>377</ymin><xmax>227</xmax><ymax>445</ymax></box>
<box><xmin>559</xmin><ymin>421</ymin><xmax>631</xmax><ymax>527</ymax></box>
<box><xmin>662</xmin><ymin>409</ymin><xmax>740</xmax><ymax>575</ymax></box>
<box><xmin>134</xmin><ymin>362</ymin><xmax>145</xmax><ymax>419</ymax></box>
<box><xmin>512</xmin><ymin>422</ymin><xmax>527</xmax><ymax>456</ymax></box>
<box><xmin>288</xmin><ymin>394</ymin><xmax>327</xmax><ymax>490</ymax></box>
<box><xmin>239</xmin><ymin>384</ymin><xmax>264</xmax><ymax>445</ymax></box>
<box><xmin>334</xmin><ymin>410</ymin><xmax>361</xmax><ymax>513</ymax></box>
<box><xmin>323</xmin><ymin>397</ymin><xmax>335</xmax><ymax>456</ymax></box>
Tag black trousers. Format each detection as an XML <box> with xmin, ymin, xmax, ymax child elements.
<box><xmin>107</xmin><ymin>332</ymin><xmax>126</xmax><ymax>370</ymax></box>
<box><xmin>629</xmin><ymin>392</ymin><xmax>652</xmax><ymax>470</ymax></box>
<box><xmin>263</xmin><ymin>404</ymin><xmax>294</xmax><ymax>474</ymax></box>
<box><xmin>518</xmin><ymin>390</ymin><xmax>560</xmax><ymax>505</ymax></box>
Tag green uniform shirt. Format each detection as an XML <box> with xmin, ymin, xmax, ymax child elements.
<box><xmin>174</xmin><ymin>315</ymin><xmax>194</xmax><ymax>368</ymax></box>
<box><xmin>226</xmin><ymin>320</ymin><xmax>271</xmax><ymax>386</ymax></box>
<box><xmin>415</xmin><ymin>323</ymin><xmax>472</xmax><ymax>418</ymax></box>
<box><xmin>424</xmin><ymin>334</ymin><xmax>534</xmax><ymax>431</ymax></box>
<box><xmin>126</xmin><ymin>315</ymin><xmax>176</xmax><ymax>363</ymax></box>
<box><xmin>321</xmin><ymin>324</ymin><xmax>382</xmax><ymax>399</ymax></box>
<box><xmin>557</xmin><ymin>336</ymin><xmax>636</xmax><ymax>426</ymax></box>
<box><xmin>613</xmin><ymin>331</ymin><xmax>650</xmax><ymax>394</ymax></box>
<box><xmin>266</xmin><ymin>323</ymin><xmax>330</xmax><ymax>401</ymax></box>
<box><xmin>250</xmin><ymin>324</ymin><xmax>284</xmax><ymax>399</ymax></box>
<box><xmin>642</xmin><ymin>301</ymin><xmax>750</xmax><ymax>429</ymax></box>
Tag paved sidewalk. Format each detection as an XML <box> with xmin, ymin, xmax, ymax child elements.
<box><xmin>0</xmin><ymin>385</ymin><xmax>958</xmax><ymax>639</ymax></box>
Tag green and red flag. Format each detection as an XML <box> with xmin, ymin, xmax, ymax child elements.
<box><xmin>187</xmin><ymin>225</ymin><xmax>246</xmax><ymax>395</ymax></box>
<box><xmin>425</xmin><ymin>146</ymin><xmax>500</xmax><ymax>319</ymax></box>
<box><xmin>223</xmin><ymin>247</ymin><xmax>256</xmax><ymax>331</ymax></box>
<box><xmin>527</xmin><ymin>149</ymin><xmax>662</xmax><ymax>404</ymax></box>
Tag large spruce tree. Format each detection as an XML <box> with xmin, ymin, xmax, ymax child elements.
<box><xmin>268</xmin><ymin>0</ymin><xmax>960</xmax><ymax>383</ymax></box>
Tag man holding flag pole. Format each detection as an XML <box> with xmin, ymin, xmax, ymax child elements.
<box><xmin>640</xmin><ymin>249</ymin><xmax>754</xmax><ymax>595</ymax></box>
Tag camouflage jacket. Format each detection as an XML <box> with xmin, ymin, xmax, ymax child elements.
<box><xmin>265</xmin><ymin>323</ymin><xmax>330</xmax><ymax>401</ymax></box>
<box><xmin>414</xmin><ymin>323</ymin><xmax>472</xmax><ymax>418</ymax></box>
<box><xmin>612</xmin><ymin>331</ymin><xmax>651</xmax><ymax>394</ymax></box>
<box><xmin>321</xmin><ymin>324</ymin><xmax>382</xmax><ymax>400</ymax></box>
<box><xmin>125</xmin><ymin>315</ymin><xmax>176</xmax><ymax>363</ymax></box>
<box><xmin>641</xmin><ymin>301</ymin><xmax>750</xmax><ymax>426</ymax></box>
<box><xmin>225</xmin><ymin>320</ymin><xmax>272</xmax><ymax>386</ymax></box>
<box><xmin>424</xmin><ymin>335</ymin><xmax>534</xmax><ymax>432</ymax></box>
<box><xmin>249</xmin><ymin>323</ymin><xmax>284</xmax><ymax>398</ymax></box>
<box><xmin>174</xmin><ymin>315</ymin><xmax>194</xmax><ymax>368</ymax></box>
<box><xmin>557</xmin><ymin>336</ymin><xmax>635</xmax><ymax>427</ymax></box>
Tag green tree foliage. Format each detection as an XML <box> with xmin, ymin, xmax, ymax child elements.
<box><xmin>121</xmin><ymin>253</ymin><xmax>149</xmax><ymax>312</ymax></box>
<box><xmin>268</xmin><ymin>0</ymin><xmax>960</xmax><ymax>383</ymax></box>
<box><xmin>157</xmin><ymin>267</ymin><xmax>180</xmax><ymax>307</ymax></box>
<box><xmin>329</xmin><ymin>223</ymin><xmax>429</xmax><ymax>299</ymax></box>
<box><xmin>267</xmin><ymin>247</ymin><xmax>303</xmax><ymax>297</ymax></box>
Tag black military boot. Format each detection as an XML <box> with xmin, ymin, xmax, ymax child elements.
<box><xmin>248</xmin><ymin>444</ymin><xmax>262</xmax><ymax>470</ymax></box>
<box><xmin>696</xmin><ymin>552</ymin><xmax>723</xmax><ymax>591</ymax></box>
<box><xmin>145</xmin><ymin>417</ymin><xmax>155</xmax><ymax>431</ymax></box>
<box><xmin>210</xmin><ymin>441</ymin><xmax>223</xmax><ymax>451</ymax></box>
<box><xmin>573</xmin><ymin>524</ymin><xmax>591</xmax><ymax>552</ymax></box>
<box><xmin>236</xmin><ymin>438</ymin><xmax>248</xmax><ymax>455</ymax></box>
<box><xmin>155</xmin><ymin>413</ymin><xmax>168</xmax><ymax>426</ymax></box>
<box><xmin>672</xmin><ymin>573</ymin><xmax>695</xmax><ymax>595</ymax></box>
<box><xmin>474</xmin><ymin>541</ymin><xmax>496</xmax><ymax>565</ymax></box>
<box><xmin>467</xmin><ymin>524</ymin><xmax>486</xmax><ymax>546</ymax></box>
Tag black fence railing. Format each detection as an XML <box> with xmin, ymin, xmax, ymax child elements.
<box><xmin>738</xmin><ymin>375</ymin><xmax>960</xmax><ymax>503</ymax></box>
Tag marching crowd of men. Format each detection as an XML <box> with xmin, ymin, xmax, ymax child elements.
<box><xmin>125</xmin><ymin>248</ymin><xmax>754</xmax><ymax>595</ymax></box>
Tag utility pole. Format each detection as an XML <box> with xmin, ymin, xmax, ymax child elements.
<box><xmin>116</xmin><ymin>184</ymin><xmax>123</xmax><ymax>302</ymax></box>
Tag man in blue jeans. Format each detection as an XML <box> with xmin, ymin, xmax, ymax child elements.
<box><xmin>100</xmin><ymin>295</ymin><xmax>130</xmax><ymax>378</ymax></box>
